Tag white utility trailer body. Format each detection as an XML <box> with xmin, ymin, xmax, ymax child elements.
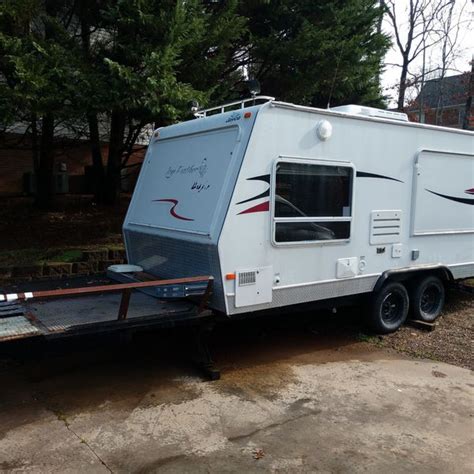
<box><xmin>123</xmin><ymin>97</ymin><xmax>474</xmax><ymax>322</ymax></box>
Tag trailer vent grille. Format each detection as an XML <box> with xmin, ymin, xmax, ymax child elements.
<box><xmin>238</xmin><ymin>271</ymin><xmax>257</xmax><ymax>286</ymax></box>
<box><xmin>370</xmin><ymin>210</ymin><xmax>402</xmax><ymax>245</ymax></box>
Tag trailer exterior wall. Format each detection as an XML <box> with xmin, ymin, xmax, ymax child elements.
<box><xmin>220</xmin><ymin>102</ymin><xmax>474</xmax><ymax>315</ymax></box>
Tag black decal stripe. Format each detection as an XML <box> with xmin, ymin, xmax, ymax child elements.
<box><xmin>237</xmin><ymin>189</ymin><xmax>270</xmax><ymax>205</ymax></box>
<box><xmin>237</xmin><ymin>174</ymin><xmax>271</xmax><ymax>205</ymax></box>
<box><xmin>248</xmin><ymin>174</ymin><xmax>271</xmax><ymax>184</ymax></box>
<box><xmin>356</xmin><ymin>171</ymin><xmax>403</xmax><ymax>183</ymax></box>
<box><xmin>426</xmin><ymin>189</ymin><xmax>474</xmax><ymax>205</ymax></box>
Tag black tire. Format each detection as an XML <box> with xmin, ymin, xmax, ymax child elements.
<box><xmin>368</xmin><ymin>281</ymin><xmax>409</xmax><ymax>334</ymax></box>
<box><xmin>410</xmin><ymin>275</ymin><xmax>445</xmax><ymax>322</ymax></box>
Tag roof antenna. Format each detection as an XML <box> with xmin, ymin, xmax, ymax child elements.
<box><xmin>327</xmin><ymin>49</ymin><xmax>343</xmax><ymax>109</ymax></box>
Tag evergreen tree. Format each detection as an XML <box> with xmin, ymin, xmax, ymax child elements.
<box><xmin>1</xmin><ymin>0</ymin><xmax>388</xmax><ymax>208</ymax></box>
<box><xmin>0</xmin><ymin>0</ymin><xmax>87</xmax><ymax>208</ymax></box>
<box><xmin>241</xmin><ymin>0</ymin><xmax>389</xmax><ymax>107</ymax></box>
<box><xmin>77</xmin><ymin>0</ymin><xmax>248</xmax><ymax>204</ymax></box>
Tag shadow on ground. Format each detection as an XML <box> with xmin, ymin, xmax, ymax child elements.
<box><xmin>0</xmin><ymin>303</ymin><xmax>373</xmax><ymax>419</ymax></box>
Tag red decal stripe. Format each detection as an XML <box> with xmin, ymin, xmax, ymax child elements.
<box><xmin>153</xmin><ymin>199</ymin><xmax>194</xmax><ymax>221</ymax></box>
<box><xmin>465</xmin><ymin>188</ymin><xmax>474</xmax><ymax>195</ymax></box>
<box><xmin>238</xmin><ymin>201</ymin><xmax>270</xmax><ymax>215</ymax></box>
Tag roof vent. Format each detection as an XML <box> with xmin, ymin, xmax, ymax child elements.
<box><xmin>331</xmin><ymin>105</ymin><xmax>408</xmax><ymax>122</ymax></box>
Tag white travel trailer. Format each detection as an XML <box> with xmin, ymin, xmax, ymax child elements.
<box><xmin>123</xmin><ymin>97</ymin><xmax>474</xmax><ymax>334</ymax></box>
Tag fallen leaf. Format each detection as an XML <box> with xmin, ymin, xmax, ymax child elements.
<box><xmin>253</xmin><ymin>448</ymin><xmax>265</xmax><ymax>460</ymax></box>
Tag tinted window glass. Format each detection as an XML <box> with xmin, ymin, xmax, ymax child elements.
<box><xmin>275</xmin><ymin>221</ymin><xmax>350</xmax><ymax>242</ymax></box>
<box><xmin>275</xmin><ymin>163</ymin><xmax>352</xmax><ymax>218</ymax></box>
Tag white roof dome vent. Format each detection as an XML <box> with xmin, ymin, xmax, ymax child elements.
<box><xmin>331</xmin><ymin>104</ymin><xmax>408</xmax><ymax>122</ymax></box>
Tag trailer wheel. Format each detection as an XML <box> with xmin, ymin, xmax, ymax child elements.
<box><xmin>368</xmin><ymin>282</ymin><xmax>409</xmax><ymax>334</ymax></box>
<box><xmin>410</xmin><ymin>275</ymin><xmax>445</xmax><ymax>323</ymax></box>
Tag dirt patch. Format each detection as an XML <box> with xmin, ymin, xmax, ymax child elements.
<box><xmin>216</xmin><ymin>362</ymin><xmax>297</xmax><ymax>400</ymax></box>
<box><xmin>369</xmin><ymin>288</ymin><xmax>473</xmax><ymax>370</ymax></box>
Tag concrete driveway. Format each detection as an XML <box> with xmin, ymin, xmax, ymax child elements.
<box><xmin>0</xmin><ymin>314</ymin><xmax>472</xmax><ymax>473</ymax></box>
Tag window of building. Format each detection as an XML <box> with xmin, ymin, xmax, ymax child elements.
<box><xmin>273</xmin><ymin>161</ymin><xmax>353</xmax><ymax>243</ymax></box>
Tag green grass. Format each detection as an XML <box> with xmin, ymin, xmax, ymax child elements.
<box><xmin>0</xmin><ymin>246</ymin><xmax>118</xmax><ymax>267</ymax></box>
<box><xmin>0</xmin><ymin>249</ymin><xmax>50</xmax><ymax>267</ymax></box>
<box><xmin>53</xmin><ymin>249</ymin><xmax>83</xmax><ymax>263</ymax></box>
<box><xmin>357</xmin><ymin>332</ymin><xmax>384</xmax><ymax>346</ymax></box>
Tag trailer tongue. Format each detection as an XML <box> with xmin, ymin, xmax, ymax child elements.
<box><xmin>0</xmin><ymin>273</ymin><xmax>218</xmax><ymax>377</ymax></box>
<box><xmin>0</xmin><ymin>274</ymin><xmax>213</xmax><ymax>341</ymax></box>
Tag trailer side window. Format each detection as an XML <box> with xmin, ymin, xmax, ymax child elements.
<box><xmin>273</xmin><ymin>162</ymin><xmax>353</xmax><ymax>243</ymax></box>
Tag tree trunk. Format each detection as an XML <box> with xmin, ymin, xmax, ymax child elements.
<box><xmin>31</xmin><ymin>113</ymin><xmax>39</xmax><ymax>172</ymax></box>
<box><xmin>88</xmin><ymin>113</ymin><xmax>106</xmax><ymax>203</ymax></box>
<box><xmin>462</xmin><ymin>67</ymin><xmax>473</xmax><ymax>130</ymax></box>
<box><xmin>377</xmin><ymin>0</ymin><xmax>384</xmax><ymax>35</ymax></box>
<box><xmin>80</xmin><ymin>10</ymin><xmax>106</xmax><ymax>203</ymax></box>
<box><xmin>35</xmin><ymin>114</ymin><xmax>55</xmax><ymax>209</ymax></box>
<box><xmin>463</xmin><ymin>95</ymin><xmax>472</xmax><ymax>130</ymax></box>
<box><xmin>435</xmin><ymin>77</ymin><xmax>445</xmax><ymax>126</ymax></box>
<box><xmin>397</xmin><ymin>58</ymin><xmax>409</xmax><ymax>111</ymax></box>
<box><xmin>418</xmin><ymin>40</ymin><xmax>427</xmax><ymax>123</ymax></box>
<box><xmin>34</xmin><ymin>0</ymin><xmax>58</xmax><ymax>209</ymax></box>
<box><xmin>104</xmin><ymin>110</ymin><xmax>126</xmax><ymax>205</ymax></box>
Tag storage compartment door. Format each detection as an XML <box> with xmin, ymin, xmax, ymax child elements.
<box><xmin>412</xmin><ymin>151</ymin><xmax>474</xmax><ymax>235</ymax></box>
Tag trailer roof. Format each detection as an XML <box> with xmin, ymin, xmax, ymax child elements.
<box><xmin>270</xmin><ymin>100</ymin><xmax>474</xmax><ymax>136</ymax></box>
<box><xmin>162</xmin><ymin>96</ymin><xmax>473</xmax><ymax>138</ymax></box>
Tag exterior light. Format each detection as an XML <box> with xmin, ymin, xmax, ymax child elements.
<box><xmin>316</xmin><ymin>120</ymin><xmax>332</xmax><ymax>141</ymax></box>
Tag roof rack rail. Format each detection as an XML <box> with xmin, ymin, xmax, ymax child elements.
<box><xmin>194</xmin><ymin>96</ymin><xmax>275</xmax><ymax>118</ymax></box>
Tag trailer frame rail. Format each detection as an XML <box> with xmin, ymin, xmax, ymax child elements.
<box><xmin>0</xmin><ymin>275</ymin><xmax>214</xmax><ymax>343</ymax></box>
<box><xmin>1</xmin><ymin>275</ymin><xmax>213</xmax><ymax>322</ymax></box>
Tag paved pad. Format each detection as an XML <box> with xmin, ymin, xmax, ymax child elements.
<box><xmin>0</xmin><ymin>341</ymin><xmax>472</xmax><ymax>473</ymax></box>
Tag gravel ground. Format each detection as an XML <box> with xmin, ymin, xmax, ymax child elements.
<box><xmin>373</xmin><ymin>285</ymin><xmax>473</xmax><ymax>370</ymax></box>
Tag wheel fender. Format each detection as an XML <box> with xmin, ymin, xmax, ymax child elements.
<box><xmin>373</xmin><ymin>265</ymin><xmax>453</xmax><ymax>293</ymax></box>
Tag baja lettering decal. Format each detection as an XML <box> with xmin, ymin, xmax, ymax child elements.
<box><xmin>191</xmin><ymin>182</ymin><xmax>211</xmax><ymax>192</ymax></box>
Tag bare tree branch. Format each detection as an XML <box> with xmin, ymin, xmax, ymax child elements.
<box><xmin>382</xmin><ymin>0</ymin><xmax>466</xmax><ymax>110</ymax></box>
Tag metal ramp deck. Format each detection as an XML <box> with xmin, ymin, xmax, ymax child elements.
<box><xmin>0</xmin><ymin>275</ymin><xmax>214</xmax><ymax>342</ymax></box>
